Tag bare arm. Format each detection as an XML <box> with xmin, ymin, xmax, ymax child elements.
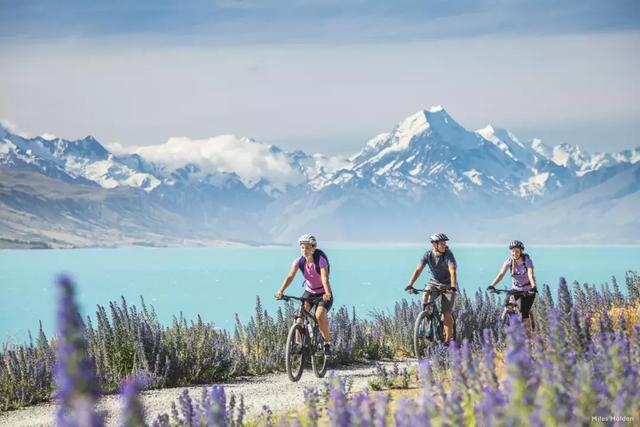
<box><xmin>449</xmin><ymin>263</ymin><xmax>457</xmax><ymax>289</ymax></box>
<box><xmin>275</xmin><ymin>264</ymin><xmax>298</xmax><ymax>298</ymax></box>
<box><xmin>528</xmin><ymin>266</ymin><xmax>537</xmax><ymax>289</ymax></box>
<box><xmin>489</xmin><ymin>265</ymin><xmax>508</xmax><ymax>287</ymax></box>
<box><xmin>320</xmin><ymin>267</ymin><xmax>332</xmax><ymax>300</ymax></box>
<box><xmin>405</xmin><ymin>263</ymin><xmax>425</xmax><ymax>290</ymax></box>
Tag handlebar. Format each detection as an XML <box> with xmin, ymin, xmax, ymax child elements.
<box><xmin>278</xmin><ymin>294</ymin><xmax>325</xmax><ymax>303</ymax></box>
<box><xmin>278</xmin><ymin>294</ymin><xmax>306</xmax><ymax>302</ymax></box>
<box><xmin>486</xmin><ymin>287</ymin><xmax>538</xmax><ymax>295</ymax></box>
<box><xmin>406</xmin><ymin>286</ymin><xmax>457</xmax><ymax>294</ymax></box>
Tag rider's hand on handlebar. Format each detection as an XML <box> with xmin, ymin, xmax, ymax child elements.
<box><xmin>323</xmin><ymin>292</ymin><xmax>332</xmax><ymax>301</ymax></box>
<box><xmin>449</xmin><ymin>286</ymin><xmax>457</xmax><ymax>293</ymax></box>
<box><xmin>486</xmin><ymin>285</ymin><xmax>496</xmax><ymax>292</ymax></box>
<box><xmin>275</xmin><ymin>290</ymin><xmax>283</xmax><ymax>300</ymax></box>
<box><xmin>405</xmin><ymin>285</ymin><xmax>416</xmax><ymax>294</ymax></box>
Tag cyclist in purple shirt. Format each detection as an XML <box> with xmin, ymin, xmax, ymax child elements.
<box><xmin>488</xmin><ymin>240</ymin><xmax>538</xmax><ymax>335</ymax></box>
<box><xmin>275</xmin><ymin>234</ymin><xmax>334</xmax><ymax>355</ymax></box>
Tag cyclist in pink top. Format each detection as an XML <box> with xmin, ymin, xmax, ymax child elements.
<box><xmin>275</xmin><ymin>234</ymin><xmax>334</xmax><ymax>355</ymax></box>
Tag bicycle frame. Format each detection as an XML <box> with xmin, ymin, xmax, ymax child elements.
<box><xmin>280</xmin><ymin>294</ymin><xmax>320</xmax><ymax>328</ymax></box>
<box><xmin>488</xmin><ymin>288</ymin><xmax>536</xmax><ymax>324</ymax></box>
<box><xmin>408</xmin><ymin>285</ymin><xmax>452</xmax><ymax>315</ymax></box>
<box><xmin>409</xmin><ymin>285</ymin><xmax>455</xmax><ymax>356</ymax></box>
<box><xmin>279</xmin><ymin>294</ymin><xmax>326</xmax><ymax>353</ymax></box>
<box><xmin>279</xmin><ymin>294</ymin><xmax>328</xmax><ymax>381</ymax></box>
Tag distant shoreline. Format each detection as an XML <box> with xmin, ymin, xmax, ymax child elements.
<box><xmin>0</xmin><ymin>237</ymin><xmax>258</xmax><ymax>250</ymax></box>
<box><xmin>2</xmin><ymin>239</ymin><xmax>639</xmax><ymax>250</ymax></box>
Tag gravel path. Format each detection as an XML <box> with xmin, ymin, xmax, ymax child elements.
<box><xmin>0</xmin><ymin>360</ymin><xmax>413</xmax><ymax>426</ymax></box>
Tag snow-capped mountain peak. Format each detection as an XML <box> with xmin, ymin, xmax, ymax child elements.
<box><xmin>3</xmin><ymin>108</ymin><xmax>638</xmax><ymax>209</ymax></box>
<box><xmin>394</xmin><ymin>106</ymin><xmax>464</xmax><ymax>142</ymax></box>
<box><xmin>477</xmin><ymin>124</ymin><xmax>512</xmax><ymax>157</ymax></box>
<box><xmin>386</xmin><ymin>110</ymin><xmax>434</xmax><ymax>153</ymax></box>
<box><xmin>477</xmin><ymin>124</ymin><xmax>534</xmax><ymax>166</ymax></box>
<box><xmin>549</xmin><ymin>143</ymin><xmax>592</xmax><ymax>174</ymax></box>
<box><xmin>531</xmin><ymin>138</ymin><xmax>552</xmax><ymax>158</ymax></box>
<box><xmin>350</xmin><ymin>106</ymin><xmax>478</xmax><ymax>168</ymax></box>
<box><xmin>478</xmin><ymin>124</ymin><xmax>496</xmax><ymax>136</ymax></box>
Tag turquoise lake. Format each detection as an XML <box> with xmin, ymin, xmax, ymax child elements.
<box><xmin>1</xmin><ymin>246</ymin><xmax>639</xmax><ymax>343</ymax></box>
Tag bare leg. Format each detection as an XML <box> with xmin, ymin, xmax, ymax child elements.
<box><xmin>315</xmin><ymin>306</ymin><xmax>331</xmax><ymax>343</ymax></box>
<box><xmin>295</xmin><ymin>302</ymin><xmax>311</xmax><ymax>343</ymax></box>
<box><xmin>422</xmin><ymin>291</ymin><xmax>430</xmax><ymax>311</ymax></box>
<box><xmin>443</xmin><ymin>310</ymin><xmax>454</xmax><ymax>343</ymax></box>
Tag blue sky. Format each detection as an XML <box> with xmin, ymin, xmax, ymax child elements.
<box><xmin>0</xmin><ymin>0</ymin><xmax>638</xmax><ymax>154</ymax></box>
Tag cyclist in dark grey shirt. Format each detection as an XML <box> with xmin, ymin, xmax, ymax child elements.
<box><xmin>405</xmin><ymin>232</ymin><xmax>458</xmax><ymax>344</ymax></box>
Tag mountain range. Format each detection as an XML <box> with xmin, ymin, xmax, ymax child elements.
<box><xmin>1</xmin><ymin>106</ymin><xmax>638</xmax><ymax>248</ymax></box>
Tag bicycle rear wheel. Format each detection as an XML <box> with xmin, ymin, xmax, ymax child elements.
<box><xmin>310</xmin><ymin>326</ymin><xmax>328</xmax><ymax>378</ymax></box>
<box><xmin>285</xmin><ymin>323</ymin><xmax>305</xmax><ymax>382</ymax></box>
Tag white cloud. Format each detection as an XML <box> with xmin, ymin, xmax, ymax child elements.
<box><xmin>0</xmin><ymin>119</ymin><xmax>31</xmax><ymax>138</ymax></box>
<box><xmin>124</xmin><ymin>135</ymin><xmax>305</xmax><ymax>190</ymax></box>
<box><xmin>105</xmin><ymin>141</ymin><xmax>132</xmax><ymax>155</ymax></box>
<box><xmin>40</xmin><ymin>132</ymin><xmax>58</xmax><ymax>140</ymax></box>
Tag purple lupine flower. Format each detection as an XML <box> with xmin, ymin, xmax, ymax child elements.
<box><xmin>177</xmin><ymin>389</ymin><xmax>194</xmax><ymax>425</ymax></box>
<box><xmin>372</xmin><ymin>393</ymin><xmax>390</xmax><ymax>427</ymax></box>
<box><xmin>120</xmin><ymin>375</ymin><xmax>147</xmax><ymax>427</ymax></box>
<box><xmin>303</xmin><ymin>388</ymin><xmax>320</xmax><ymax>427</ymax></box>
<box><xmin>444</xmin><ymin>341</ymin><xmax>466</xmax><ymax>424</ymax></box>
<box><xmin>418</xmin><ymin>357</ymin><xmax>445</xmax><ymax>406</ymax></box>
<box><xmin>474</xmin><ymin>386</ymin><xmax>506</xmax><ymax>427</ymax></box>
<box><xmin>151</xmin><ymin>413</ymin><xmax>170</xmax><ymax>427</ymax></box>
<box><xmin>394</xmin><ymin>397</ymin><xmax>422</xmax><ymax>427</ymax></box>
<box><xmin>503</xmin><ymin>317</ymin><xmax>534</xmax><ymax>423</ymax></box>
<box><xmin>533</xmin><ymin>356</ymin><xmax>563</xmax><ymax>426</ymax></box>
<box><xmin>260</xmin><ymin>404</ymin><xmax>273</xmax><ymax>427</ymax></box>
<box><xmin>572</xmin><ymin>361</ymin><xmax>608</xmax><ymax>424</ymax></box>
<box><xmin>348</xmin><ymin>391</ymin><xmax>373</xmax><ymax>427</ymax></box>
<box><xmin>480</xmin><ymin>329</ymin><xmax>498</xmax><ymax>389</ymax></box>
<box><xmin>54</xmin><ymin>275</ymin><xmax>103</xmax><ymax>427</ymax></box>
<box><xmin>234</xmin><ymin>393</ymin><xmax>245</xmax><ymax>427</ymax></box>
<box><xmin>326</xmin><ymin>374</ymin><xmax>350</xmax><ymax>427</ymax></box>
<box><xmin>204</xmin><ymin>385</ymin><xmax>227</xmax><ymax>427</ymax></box>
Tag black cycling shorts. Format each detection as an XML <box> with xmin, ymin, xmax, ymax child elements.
<box><xmin>506</xmin><ymin>292</ymin><xmax>536</xmax><ymax>319</ymax></box>
<box><xmin>301</xmin><ymin>290</ymin><xmax>333</xmax><ymax>312</ymax></box>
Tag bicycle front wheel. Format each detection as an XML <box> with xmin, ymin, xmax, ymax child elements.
<box><xmin>310</xmin><ymin>327</ymin><xmax>328</xmax><ymax>378</ymax></box>
<box><xmin>413</xmin><ymin>310</ymin><xmax>429</xmax><ymax>358</ymax></box>
<box><xmin>501</xmin><ymin>309</ymin><xmax>518</xmax><ymax>329</ymax></box>
<box><xmin>285</xmin><ymin>323</ymin><xmax>305</xmax><ymax>382</ymax></box>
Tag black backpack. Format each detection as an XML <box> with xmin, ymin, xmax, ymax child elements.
<box><xmin>298</xmin><ymin>249</ymin><xmax>330</xmax><ymax>275</ymax></box>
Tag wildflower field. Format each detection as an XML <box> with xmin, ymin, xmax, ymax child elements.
<box><xmin>1</xmin><ymin>272</ymin><xmax>639</xmax><ymax>426</ymax></box>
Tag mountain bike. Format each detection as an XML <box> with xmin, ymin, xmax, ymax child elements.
<box><xmin>409</xmin><ymin>284</ymin><xmax>457</xmax><ymax>358</ymax></box>
<box><xmin>278</xmin><ymin>294</ymin><xmax>329</xmax><ymax>382</ymax></box>
<box><xmin>487</xmin><ymin>287</ymin><xmax>538</xmax><ymax>329</ymax></box>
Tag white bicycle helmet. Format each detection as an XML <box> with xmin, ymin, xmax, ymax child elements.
<box><xmin>298</xmin><ymin>234</ymin><xmax>317</xmax><ymax>246</ymax></box>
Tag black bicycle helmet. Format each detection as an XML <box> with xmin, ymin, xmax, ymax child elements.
<box><xmin>509</xmin><ymin>240</ymin><xmax>525</xmax><ymax>250</ymax></box>
<box><xmin>430</xmin><ymin>233</ymin><xmax>449</xmax><ymax>243</ymax></box>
